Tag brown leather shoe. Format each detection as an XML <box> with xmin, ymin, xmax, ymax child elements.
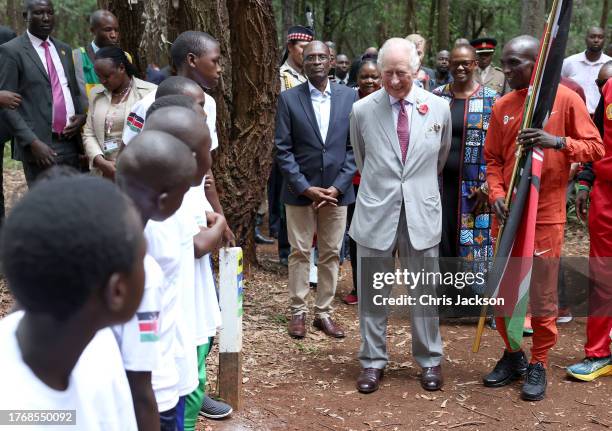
<box><xmin>313</xmin><ymin>316</ymin><xmax>345</xmax><ymax>338</ymax></box>
<box><xmin>288</xmin><ymin>314</ymin><xmax>306</xmax><ymax>338</ymax></box>
<box><xmin>357</xmin><ymin>368</ymin><xmax>384</xmax><ymax>393</ymax></box>
<box><xmin>421</xmin><ymin>365</ymin><xmax>443</xmax><ymax>391</ymax></box>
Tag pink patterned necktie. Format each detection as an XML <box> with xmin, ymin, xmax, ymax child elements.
<box><xmin>397</xmin><ymin>99</ymin><xmax>410</xmax><ymax>164</ymax></box>
<box><xmin>41</xmin><ymin>41</ymin><xmax>67</xmax><ymax>134</ymax></box>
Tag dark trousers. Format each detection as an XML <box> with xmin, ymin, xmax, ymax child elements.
<box><xmin>21</xmin><ymin>135</ymin><xmax>80</xmax><ymax>187</ymax></box>
<box><xmin>0</xmin><ymin>141</ymin><xmax>5</xmax><ymax>225</ymax></box>
<box><xmin>267</xmin><ymin>159</ymin><xmax>290</xmax><ymax>259</ymax></box>
<box><xmin>348</xmin><ymin>183</ymin><xmax>359</xmax><ymax>293</ymax></box>
<box><xmin>159</xmin><ymin>405</ymin><xmax>178</xmax><ymax>431</ymax></box>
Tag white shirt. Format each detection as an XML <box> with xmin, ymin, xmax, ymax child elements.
<box><xmin>144</xmin><ymin>219</ymin><xmax>182</xmax><ymax>412</ymax></box>
<box><xmin>0</xmin><ymin>311</ymin><xmax>137</xmax><ymax>431</ymax></box>
<box><xmin>308</xmin><ymin>80</ymin><xmax>332</xmax><ymax>143</ymax></box>
<box><xmin>111</xmin><ymin>254</ymin><xmax>162</xmax><ymax>372</ymax></box>
<box><xmin>122</xmin><ymin>89</ymin><xmax>219</xmax><ymax>152</ymax></box>
<box><xmin>389</xmin><ymin>86</ymin><xmax>415</xmax><ymax>130</ymax></box>
<box><xmin>27</xmin><ymin>31</ymin><xmax>76</xmax><ymax>129</ymax></box>
<box><xmin>184</xmin><ymin>182</ymin><xmax>222</xmax><ymax>344</ymax></box>
<box><xmin>173</xmin><ymin>203</ymin><xmax>200</xmax><ymax>396</ymax></box>
<box><xmin>562</xmin><ymin>51</ymin><xmax>612</xmax><ymax>114</ymax></box>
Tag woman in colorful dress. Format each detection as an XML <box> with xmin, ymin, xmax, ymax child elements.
<box><xmin>432</xmin><ymin>44</ymin><xmax>499</xmax><ymax>316</ymax></box>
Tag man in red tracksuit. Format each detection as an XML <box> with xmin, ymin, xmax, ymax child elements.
<box><xmin>567</xmin><ymin>60</ymin><xmax>612</xmax><ymax>382</ymax></box>
<box><xmin>483</xmin><ymin>35</ymin><xmax>603</xmax><ymax>401</ymax></box>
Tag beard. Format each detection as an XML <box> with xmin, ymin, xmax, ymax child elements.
<box><xmin>587</xmin><ymin>45</ymin><xmax>602</xmax><ymax>53</ymax></box>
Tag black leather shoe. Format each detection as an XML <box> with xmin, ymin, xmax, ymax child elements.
<box><xmin>255</xmin><ymin>227</ymin><xmax>274</xmax><ymax>244</ymax></box>
<box><xmin>356</xmin><ymin>368</ymin><xmax>384</xmax><ymax>393</ymax></box>
<box><xmin>421</xmin><ymin>365</ymin><xmax>443</xmax><ymax>391</ymax></box>
<box><xmin>521</xmin><ymin>362</ymin><xmax>547</xmax><ymax>401</ymax></box>
<box><xmin>483</xmin><ymin>350</ymin><xmax>528</xmax><ymax>387</ymax></box>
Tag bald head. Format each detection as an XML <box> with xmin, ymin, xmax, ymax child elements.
<box><xmin>599</xmin><ymin>60</ymin><xmax>612</xmax><ymax>81</ymax></box>
<box><xmin>501</xmin><ymin>35</ymin><xmax>540</xmax><ymax>90</ymax></box>
<box><xmin>504</xmin><ymin>35</ymin><xmax>539</xmax><ymax>61</ymax></box>
<box><xmin>89</xmin><ymin>9</ymin><xmax>119</xmax><ymax>48</ymax></box>
<box><xmin>144</xmin><ymin>106</ymin><xmax>209</xmax><ymax>154</ymax></box>
<box><xmin>117</xmin><ymin>131</ymin><xmax>196</xmax><ymax>222</ymax></box>
<box><xmin>145</xmin><ymin>106</ymin><xmax>211</xmax><ymax>185</ymax></box>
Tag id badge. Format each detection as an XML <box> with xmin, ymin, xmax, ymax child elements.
<box><xmin>102</xmin><ymin>138</ymin><xmax>121</xmax><ymax>156</ymax></box>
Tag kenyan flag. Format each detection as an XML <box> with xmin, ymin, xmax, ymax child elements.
<box><xmin>137</xmin><ymin>311</ymin><xmax>160</xmax><ymax>342</ymax></box>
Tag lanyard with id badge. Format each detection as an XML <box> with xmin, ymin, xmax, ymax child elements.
<box><xmin>103</xmin><ymin>82</ymin><xmax>132</xmax><ymax>158</ymax></box>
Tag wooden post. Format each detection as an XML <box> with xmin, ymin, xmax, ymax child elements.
<box><xmin>218</xmin><ymin>247</ymin><xmax>243</xmax><ymax>410</ymax></box>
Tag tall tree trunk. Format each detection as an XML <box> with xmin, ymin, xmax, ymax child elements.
<box><xmin>601</xmin><ymin>0</ymin><xmax>610</xmax><ymax>33</ymax></box>
<box><xmin>437</xmin><ymin>0</ymin><xmax>449</xmax><ymax>51</ymax></box>
<box><xmin>520</xmin><ymin>0</ymin><xmax>545</xmax><ymax>37</ymax></box>
<box><xmin>427</xmin><ymin>0</ymin><xmax>436</xmax><ymax>48</ymax></box>
<box><xmin>139</xmin><ymin>0</ymin><xmax>169</xmax><ymax>67</ymax></box>
<box><xmin>281</xmin><ymin>0</ymin><xmax>295</xmax><ymax>38</ymax></box>
<box><xmin>101</xmin><ymin>0</ymin><xmax>278</xmax><ymax>265</ymax></box>
<box><xmin>7</xmin><ymin>0</ymin><xmax>25</xmax><ymax>34</ymax></box>
<box><xmin>223</xmin><ymin>0</ymin><xmax>279</xmax><ymax>264</ymax></box>
<box><xmin>322</xmin><ymin>0</ymin><xmax>333</xmax><ymax>41</ymax></box>
<box><xmin>405</xmin><ymin>0</ymin><xmax>418</xmax><ymax>35</ymax></box>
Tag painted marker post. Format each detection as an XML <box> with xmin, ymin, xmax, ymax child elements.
<box><xmin>218</xmin><ymin>247</ymin><xmax>243</xmax><ymax>410</ymax></box>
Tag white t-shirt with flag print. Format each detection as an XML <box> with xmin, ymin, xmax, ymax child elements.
<box><xmin>111</xmin><ymin>254</ymin><xmax>163</xmax><ymax>372</ymax></box>
<box><xmin>122</xmin><ymin>90</ymin><xmax>219</xmax><ymax>152</ymax></box>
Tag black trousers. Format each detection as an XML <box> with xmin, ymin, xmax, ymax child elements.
<box><xmin>267</xmin><ymin>159</ymin><xmax>290</xmax><ymax>259</ymax></box>
<box><xmin>21</xmin><ymin>135</ymin><xmax>80</xmax><ymax>187</ymax></box>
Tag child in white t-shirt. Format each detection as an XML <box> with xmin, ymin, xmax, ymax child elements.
<box><xmin>0</xmin><ymin>177</ymin><xmax>145</xmax><ymax>430</ymax></box>
<box><xmin>144</xmin><ymin>104</ymin><xmax>227</xmax><ymax>431</ymax></box>
<box><xmin>115</xmin><ymin>130</ymin><xmax>198</xmax><ymax>430</ymax></box>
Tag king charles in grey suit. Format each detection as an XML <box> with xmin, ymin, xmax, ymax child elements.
<box><xmin>349</xmin><ymin>38</ymin><xmax>451</xmax><ymax>394</ymax></box>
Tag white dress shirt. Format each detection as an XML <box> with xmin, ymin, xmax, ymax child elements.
<box><xmin>562</xmin><ymin>51</ymin><xmax>612</xmax><ymax>114</ymax></box>
<box><xmin>389</xmin><ymin>86</ymin><xmax>415</xmax><ymax>130</ymax></box>
<box><xmin>308</xmin><ymin>79</ymin><xmax>332</xmax><ymax>143</ymax></box>
<box><xmin>27</xmin><ymin>31</ymin><xmax>76</xmax><ymax>128</ymax></box>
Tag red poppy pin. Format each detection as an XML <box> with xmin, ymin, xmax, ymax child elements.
<box><xmin>417</xmin><ymin>103</ymin><xmax>429</xmax><ymax>115</ymax></box>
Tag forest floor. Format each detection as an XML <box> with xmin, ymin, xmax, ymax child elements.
<box><xmin>1</xmin><ymin>165</ymin><xmax>611</xmax><ymax>431</ymax></box>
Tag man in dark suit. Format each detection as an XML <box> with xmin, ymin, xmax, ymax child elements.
<box><xmin>275</xmin><ymin>40</ymin><xmax>357</xmax><ymax>339</ymax></box>
<box><xmin>0</xmin><ymin>24</ymin><xmax>19</xmax><ymax>224</ymax></box>
<box><xmin>0</xmin><ymin>0</ymin><xmax>86</xmax><ymax>186</ymax></box>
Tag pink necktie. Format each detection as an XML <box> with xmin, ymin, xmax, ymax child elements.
<box><xmin>42</xmin><ymin>41</ymin><xmax>67</xmax><ymax>134</ymax></box>
<box><xmin>397</xmin><ymin>100</ymin><xmax>410</xmax><ymax>163</ymax></box>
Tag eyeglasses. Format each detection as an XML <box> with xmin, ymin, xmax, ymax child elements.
<box><xmin>304</xmin><ymin>54</ymin><xmax>330</xmax><ymax>63</ymax></box>
<box><xmin>452</xmin><ymin>60</ymin><xmax>476</xmax><ymax>69</ymax></box>
<box><xmin>595</xmin><ymin>78</ymin><xmax>608</xmax><ymax>89</ymax></box>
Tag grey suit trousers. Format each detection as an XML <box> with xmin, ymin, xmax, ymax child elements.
<box><xmin>357</xmin><ymin>205</ymin><xmax>443</xmax><ymax>369</ymax></box>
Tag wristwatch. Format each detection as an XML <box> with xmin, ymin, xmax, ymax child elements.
<box><xmin>554</xmin><ymin>136</ymin><xmax>566</xmax><ymax>151</ymax></box>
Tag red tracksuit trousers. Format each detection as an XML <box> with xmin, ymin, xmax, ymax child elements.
<box><xmin>585</xmin><ymin>180</ymin><xmax>612</xmax><ymax>358</ymax></box>
<box><xmin>495</xmin><ymin>223</ymin><xmax>564</xmax><ymax>365</ymax></box>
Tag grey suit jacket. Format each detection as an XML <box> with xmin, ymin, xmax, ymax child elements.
<box><xmin>0</xmin><ymin>25</ymin><xmax>17</xmax><ymax>145</ymax></box>
<box><xmin>275</xmin><ymin>81</ymin><xmax>357</xmax><ymax>206</ymax></box>
<box><xmin>0</xmin><ymin>34</ymin><xmax>83</xmax><ymax>162</ymax></box>
<box><xmin>349</xmin><ymin>86</ymin><xmax>451</xmax><ymax>251</ymax></box>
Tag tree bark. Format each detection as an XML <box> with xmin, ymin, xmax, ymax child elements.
<box><xmin>405</xmin><ymin>0</ymin><xmax>418</xmax><ymax>35</ymax></box>
<box><xmin>427</xmin><ymin>0</ymin><xmax>436</xmax><ymax>48</ymax></box>
<box><xmin>100</xmin><ymin>0</ymin><xmax>278</xmax><ymax>265</ymax></box>
<box><xmin>437</xmin><ymin>0</ymin><xmax>449</xmax><ymax>51</ymax></box>
<box><xmin>7</xmin><ymin>0</ymin><xmax>25</xmax><ymax>34</ymax></box>
<box><xmin>223</xmin><ymin>0</ymin><xmax>279</xmax><ymax>264</ymax></box>
<box><xmin>601</xmin><ymin>0</ymin><xmax>609</xmax><ymax>33</ymax></box>
<box><xmin>520</xmin><ymin>0</ymin><xmax>545</xmax><ymax>37</ymax></box>
<box><xmin>281</xmin><ymin>0</ymin><xmax>295</xmax><ymax>38</ymax></box>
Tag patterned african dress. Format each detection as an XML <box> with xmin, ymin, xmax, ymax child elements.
<box><xmin>433</xmin><ymin>84</ymin><xmax>499</xmax><ymax>296</ymax></box>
